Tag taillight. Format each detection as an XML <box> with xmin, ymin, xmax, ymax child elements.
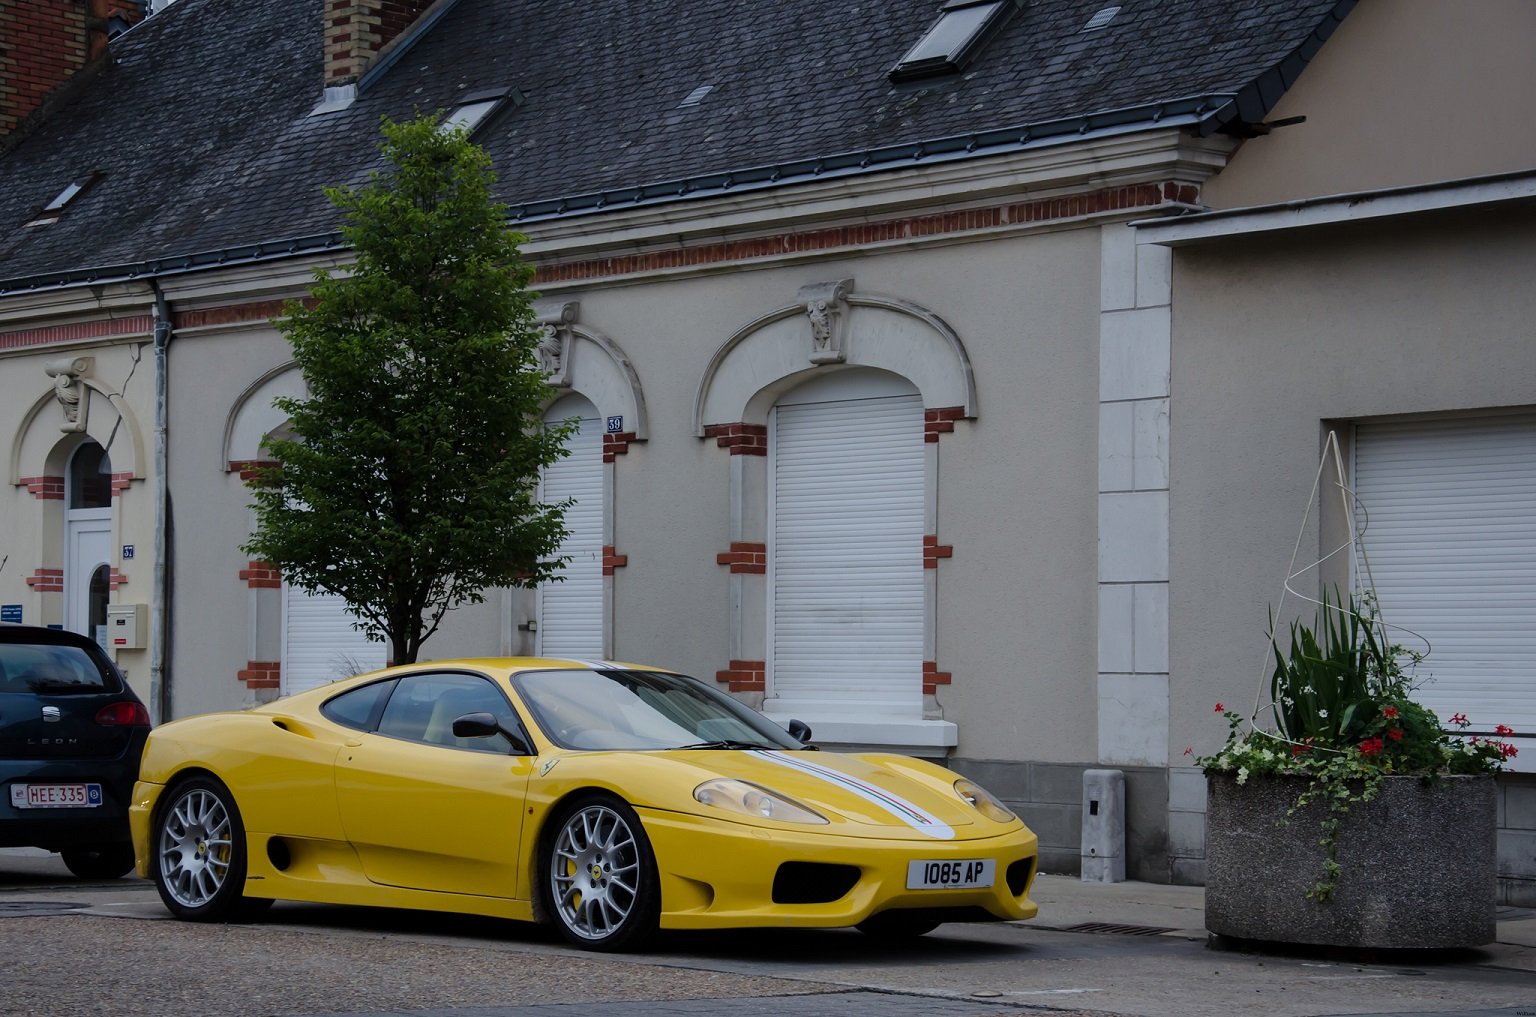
<box><xmin>96</xmin><ymin>701</ymin><xmax>150</xmax><ymax>727</ymax></box>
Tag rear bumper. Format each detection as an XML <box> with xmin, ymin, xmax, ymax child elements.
<box><xmin>639</xmin><ymin>806</ymin><xmax>1039</xmax><ymax>931</ymax></box>
<box><xmin>0</xmin><ymin>747</ymin><xmax>145</xmax><ymax>850</ymax></box>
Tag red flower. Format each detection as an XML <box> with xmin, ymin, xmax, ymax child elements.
<box><xmin>1183</xmin><ymin>746</ymin><xmax>1193</xmax><ymax>757</ymax></box>
<box><xmin>1382</xmin><ymin>706</ymin><xmax>1398</xmax><ymax>719</ymax></box>
<box><xmin>1291</xmin><ymin>743</ymin><xmax>1310</xmax><ymax>757</ymax></box>
<box><xmin>1387</xmin><ymin>728</ymin><xmax>1404</xmax><ymax>742</ymax></box>
<box><xmin>1496</xmin><ymin>724</ymin><xmax>1516</xmax><ymax>736</ymax></box>
<box><xmin>1214</xmin><ymin>703</ymin><xmax>1225</xmax><ymax>713</ymax></box>
<box><xmin>1359</xmin><ymin>737</ymin><xmax>1384</xmax><ymax>757</ymax></box>
<box><xmin>1450</xmin><ymin>713</ymin><xmax>1469</xmax><ymax>728</ymax></box>
<box><xmin>1503</xmin><ymin>743</ymin><xmax>1520</xmax><ymax>759</ymax></box>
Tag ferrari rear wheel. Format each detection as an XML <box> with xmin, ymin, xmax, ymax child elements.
<box><xmin>856</xmin><ymin>911</ymin><xmax>943</xmax><ymax>940</ymax></box>
<box><xmin>153</xmin><ymin>776</ymin><xmax>262</xmax><ymax>922</ymax></box>
<box><xmin>544</xmin><ymin>793</ymin><xmax>659</xmax><ymax>951</ymax></box>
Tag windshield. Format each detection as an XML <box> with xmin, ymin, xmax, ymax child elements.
<box><xmin>513</xmin><ymin>668</ymin><xmax>804</xmax><ymax>751</ymax></box>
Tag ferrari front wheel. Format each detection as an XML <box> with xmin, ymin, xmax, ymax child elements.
<box><xmin>153</xmin><ymin>776</ymin><xmax>261</xmax><ymax>922</ymax></box>
<box><xmin>544</xmin><ymin>793</ymin><xmax>659</xmax><ymax>951</ymax></box>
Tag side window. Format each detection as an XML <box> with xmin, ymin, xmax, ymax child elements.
<box><xmin>375</xmin><ymin>672</ymin><xmax>521</xmax><ymax>754</ymax></box>
<box><xmin>320</xmin><ymin>678</ymin><xmax>397</xmax><ymax>731</ymax></box>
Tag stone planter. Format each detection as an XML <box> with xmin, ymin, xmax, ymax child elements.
<box><xmin>1205</xmin><ymin>773</ymin><xmax>1496</xmax><ymax>949</ymax></box>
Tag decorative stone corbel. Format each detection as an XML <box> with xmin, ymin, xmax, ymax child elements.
<box><xmin>532</xmin><ymin>299</ymin><xmax>579</xmax><ymax>389</ymax></box>
<box><xmin>44</xmin><ymin>356</ymin><xmax>93</xmax><ymax>433</ymax></box>
<box><xmin>798</xmin><ymin>279</ymin><xmax>853</xmax><ymax>365</ymax></box>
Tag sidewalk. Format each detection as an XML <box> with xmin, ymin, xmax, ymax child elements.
<box><xmin>1027</xmin><ymin>871</ymin><xmax>1536</xmax><ymax>971</ymax></box>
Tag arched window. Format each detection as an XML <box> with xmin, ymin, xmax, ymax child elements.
<box><xmin>68</xmin><ymin>441</ymin><xmax>112</xmax><ymax>509</ymax></box>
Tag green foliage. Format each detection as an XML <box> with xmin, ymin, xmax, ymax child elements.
<box><xmin>243</xmin><ymin>113</ymin><xmax>572</xmax><ymax>665</ymax></box>
<box><xmin>1199</xmin><ymin>591</ymin><xmax>1515</xmax><ymax>901</ymax></box>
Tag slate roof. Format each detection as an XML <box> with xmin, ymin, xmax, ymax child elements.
<box><xmin>0</xmin><ymin>0</ymin><xmax>1352</xmax><ymax>292</ymax></box>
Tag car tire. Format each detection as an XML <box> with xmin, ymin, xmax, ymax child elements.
<box><xmin>856</xmin><ymin>911</ymin><xmax>943</xmax><ymax>940</ymax></box>
<box><xmin>542</xmin><ymin>792</ymin><xmax>660</xmax><ymax>952</ymax></box>
<box><xmin>152</xmin><ymin>776</ymin><xmax>262</xmax><ymax>922</ymax></box>
<box><xmin>60</xmin><ymin>843</ymin><xmax>136</xmax><ymax>880</ymax></box>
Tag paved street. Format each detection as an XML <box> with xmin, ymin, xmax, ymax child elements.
<box><xmin>3</xmin><ymin>847</ymin><xmax>1535</xmax><ymax>1017</ymax></box>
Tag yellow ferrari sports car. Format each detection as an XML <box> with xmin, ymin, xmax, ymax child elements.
<box><xmin>130</xmin><ymin>659</ymin><xmax>1038</xmax><ymax>950</ymax></box>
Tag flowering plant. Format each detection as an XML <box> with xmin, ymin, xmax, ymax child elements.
<box><xmin>1195</xmin><ymin>590</ymin><xmax>1515</xmax><ymax>900</ymax></box>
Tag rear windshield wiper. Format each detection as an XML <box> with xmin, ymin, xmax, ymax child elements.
<box><xmin>674</xmin><ymin>739</ymin><xmax>777</xmax><ymax>750</ymax></box>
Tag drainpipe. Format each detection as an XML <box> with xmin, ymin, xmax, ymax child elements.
<box><xmin>149</xmin><ymin>280</ymin><xmax>172</xmax><ymax>724</ymax></box>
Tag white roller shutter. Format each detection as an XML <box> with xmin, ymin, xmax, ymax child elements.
<box><xmin>1353</xmin><ymin>414</ymin><xmax>1536</xmax><ymax>746</ymax></box>
<box><xmin>537</xmin><ymin>413</ymin><xmax>604</xmax><ymax>658</ymax></box>
<box><xmin>770</xmin><ymin>390</ymin><xmax>924</xmax><ymax>718</ymax></box>
<box><xmin>282</xmin><ymin>586</ymin><xmax>387</xmax><ymax>695</ymax></box>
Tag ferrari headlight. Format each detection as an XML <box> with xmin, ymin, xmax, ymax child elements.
<box><xmin>694</xmin><ymin>779</ymin><xmax>828</xmax><ymax>825</ymax></box>
<box><xmin>954</xmin><ymin>778</ymin><xmax>1016</xmax><ymax>823</ymax></box>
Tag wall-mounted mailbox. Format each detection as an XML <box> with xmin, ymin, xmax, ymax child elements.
<box><xmin>106</xmin><ymin>603</ymin><xmax>147</xmax><ymax>650</ymax></box>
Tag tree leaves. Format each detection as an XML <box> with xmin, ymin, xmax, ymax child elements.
<box><xmin>242</xmin><ymin>114</ymin><xmax>573</xmax><ymax>664</ymax></box>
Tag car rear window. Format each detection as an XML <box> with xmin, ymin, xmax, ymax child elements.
<box><xmin>0</xmin><ymin>642</ymin><xmax>115</xmax><ymax>694</ymax></box>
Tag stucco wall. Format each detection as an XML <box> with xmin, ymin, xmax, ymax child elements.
<box><xmin>0</xmin><ymin>338</ymin><xmax>157</xmax><ymax>703</ymax></box>
<box><xmin>1203</xmin><ymin>0</ymin><xmax>1536</xmax><ymax>209</ymax></box>
<box><xmin>1167</xmin><ymin>206</ymin><xmax>1536</xmax><ymax>760</ymax></box>
<box><xmin>163</xmin><ymin>225</ymin><xmax>1105</xmax><ymax>764</ymax></box>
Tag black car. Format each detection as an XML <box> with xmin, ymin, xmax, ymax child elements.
<box><xmin>0</xmin><ymin>624</ymin><xmax>151</xmax><ymax>878</ymax></box>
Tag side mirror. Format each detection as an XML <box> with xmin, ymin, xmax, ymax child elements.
<box><xmin>786</xmin><ymin>718</ymin><xmax>813</xmax><ymax>744</ymax></box>
<box><xmin>452</xmin><ymin>712</ymin><xmax>532</xmax><ymax>755</ymax></box>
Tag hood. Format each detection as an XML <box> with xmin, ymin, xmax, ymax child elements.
<box><xmin>634</xmin><ymin>748</ymin><xmax>993</xmax><ymax>841</ymax></box>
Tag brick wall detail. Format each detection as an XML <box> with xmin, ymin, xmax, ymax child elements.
<box><xmin>923</xmin><ymin>660</ymin><xmax>953</xmax><ymax>695</ymax></box>
<box><xmin>238</xmin><ymin>661</ymin><xmax>281</xmax><ymax>689</ymax></box>
<box><xmin>25</xmin><ymin>568</ymin><xmax>63</xmax><ymax>592</ymax></box>
<box><xmin>923</xmin><ymin>535</ymin><xmax>953</xmax><ymax>569</ymax></box>
<box><xmin>703</xmin><ymin>423</ymin><xmax>767</xmax><ymax>456</ymax></box>
<box><xmin>716</xmin><ymin>542</ymin><xmax>766</xmax><ymax>574</ymax></box>
<box><xmin>924</xmin><ymin>407</ymin><xmax>966</xmax><ymax>443</ymax></box>
<box><xmin>109</xmin><ymin>471</ymin><xmax>132</xmax><ymax>497</ymax></box>
<box><xmin>0</xmin><ymin>314</ymin><xmax>155</xmax><ymax>352</ymax></box>
<box><xmin>601</xmin><ymin>545</ymin><xmax>628</xmax><ymax>576</ymax></box>
<box><xmin>239</xmin><ymin>560</ymin><xmax>282</xmax><ymax>589</ymax></box>
<box><xmin>716</xmin><ymin>660</ymin><xmax>765</xmax><ymax>692</ymax></box>
<box><xmin>20</xmin><ymin>475</ymin><xmax>64</xmax><ymax>500</ymax></box>
<box><xmin>229</xmin><ymin>460</ymin><xmax>278</xmax><ymax>482</ymax></box>
<box><xmin>603</xmin><ymin>432</ymin><xmax>635</xmax><ymax>463</ymax></box>
<box><xmin>108</xmin><ymin>566</ymin><xmax>126</xmax><ymax>591</ymax></box>
<box><xmin>534</xmin><ymin>182</ymin><xmax>1199</xmax><ymax>285</ymax></box>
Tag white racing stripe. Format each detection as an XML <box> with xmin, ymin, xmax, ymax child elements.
<box><xmin>749</xmin><ymin>750</ymin><xmax>955</xmax><ymax>839</ymax></box>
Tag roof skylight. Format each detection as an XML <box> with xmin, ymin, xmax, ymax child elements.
<box><xmin>443</xmin><ymin>86</ymin><xmax>521</xmax><ymax>136</ymax></box>
<box><xmin>25</xmin><ymin>173</ymin><xmax>102</xmax><ymax>227</ymax></box>
<box><xmin>1082</xmin><ymin>6</ymin><xmax>1121</xmax><ymax>31</ymax></box>
<box><xmin>890</xmin><ymin>0</ymin><xmax>1022</xmax><ymax>82</ymax></box>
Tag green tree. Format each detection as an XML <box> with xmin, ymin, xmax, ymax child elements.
<box><xmin>243</xmin><ymin>113</ymin><xmax>571</xmax><ymax>666</ymax></box>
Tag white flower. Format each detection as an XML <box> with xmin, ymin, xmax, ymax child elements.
<box><xmin>1302</xmin><ymin>686</ymin><xmax>1315</xmax><ymax>694</ymax></box>
<box><xmin>1318</xmin><ymin>709</ymin><xmax>1329</xmax><ymax>719</ymax></box>
<box><xmin>1236</xmin><ymin>766</ymin><xmax>1250</xmax><ymax>785</ymax></box>
<box><xmin>1259</xmin><ymin>748</ymin><xmax>1275</xmax><ymax>761</ymax></box>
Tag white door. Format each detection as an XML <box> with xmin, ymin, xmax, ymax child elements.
<box><xmin>281</xmin><ymin>585</ymin><xmax>387</xmax><ymax>695</ymax></box>
<box><xmin>65</xmin><ymin>514</ymin><xmax>112</xmax><ymax>646</ymax></box>
<box><xmin>768</xmin><ymin>372</ymin><xmax>925</xmax><ymax>719</ymax></box>
<box><xmin>1353</xmin><ymin>413</ymin><xmax>1536</xmax><ymax>766</ymax></box>
<box><xmin>537</xmin><ymin>398</ymin><xmax>604</xmax><ymax>658</ymax></box>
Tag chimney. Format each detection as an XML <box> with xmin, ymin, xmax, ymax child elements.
<box><xmin>324</xmin><ymin>0</ymin><xmax>433</xmax><ymax>89</ymax></box>
<box><xmin>0</xmin><ymin>0</ymin><xmax>147</xmax><ymax>140</ymax></box>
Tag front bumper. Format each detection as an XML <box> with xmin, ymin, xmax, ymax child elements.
<box><xmin>639</xmin><ymin>806</ymin><xmax>1038</xmax><ymax>930</ymax></box>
